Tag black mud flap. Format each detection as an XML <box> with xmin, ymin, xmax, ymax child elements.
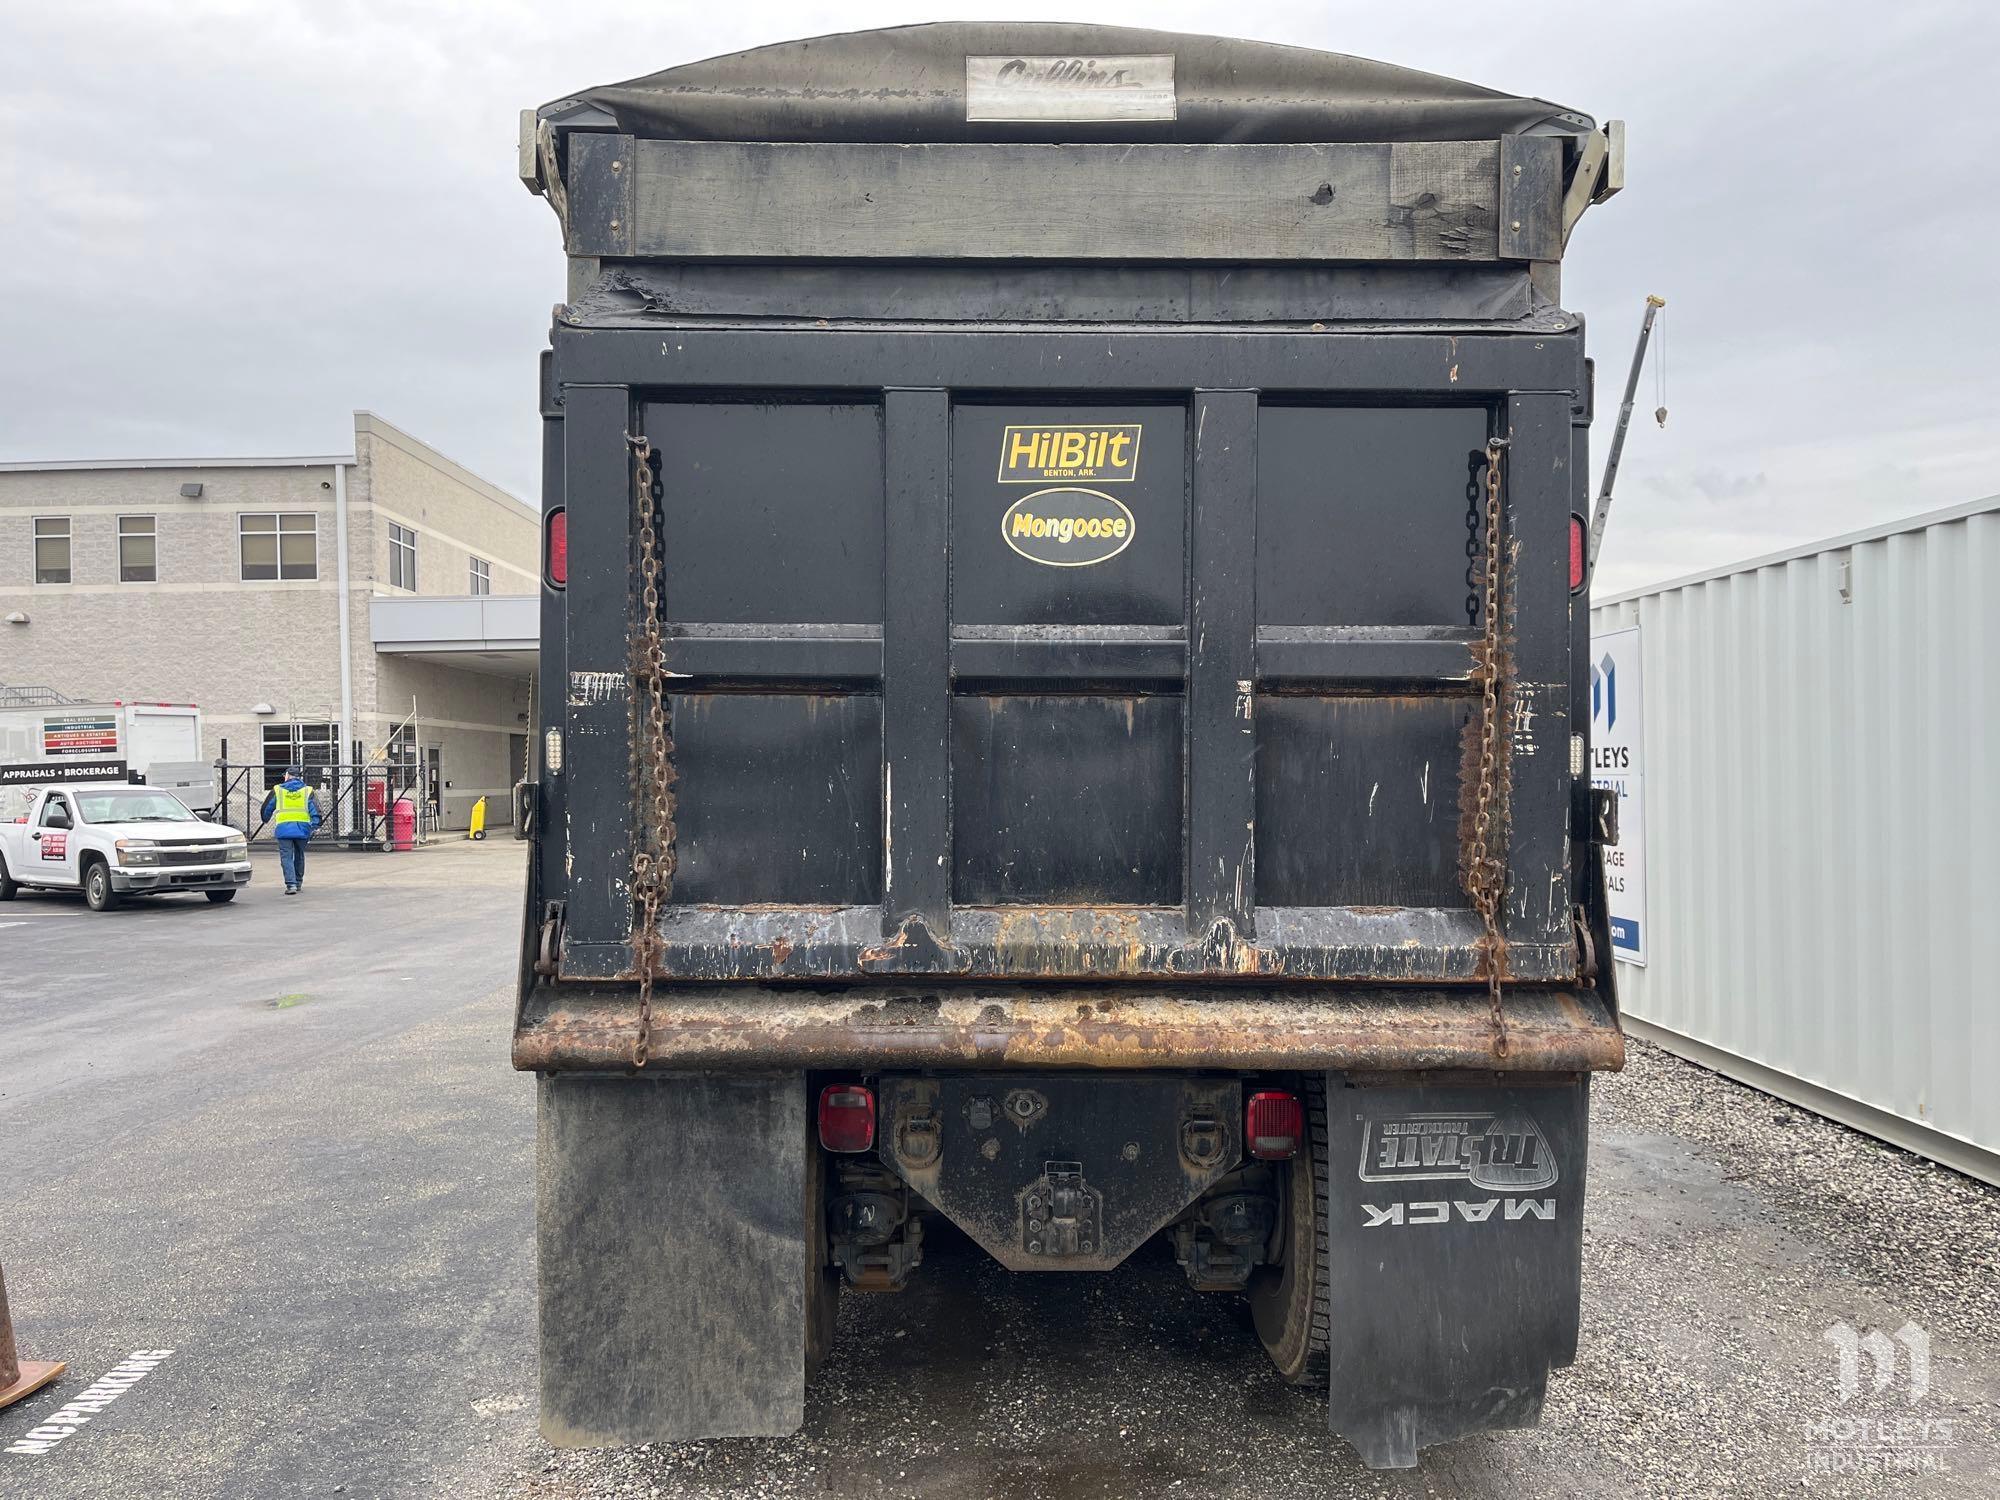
<box><xmin>1324</xmin><ymin>1072</ymin><xmax>1589</xmax><ymax>1469</ymax></box>
<box><xmin>537</xmin><ymin>1073</ymin><xmax>808</xmax><ymax>1445</ymax></box>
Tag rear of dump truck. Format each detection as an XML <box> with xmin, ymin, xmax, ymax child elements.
<box><xmin>513</xmin><ymin>23</ymin><xmax>1627</xmax><ymax>1470</ymax></box>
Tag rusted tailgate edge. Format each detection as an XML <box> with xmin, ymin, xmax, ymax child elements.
<box><xmin>513</xmin><ymin>985</ymin><xmax>1624</xmax><ymax>1074</ymax></box>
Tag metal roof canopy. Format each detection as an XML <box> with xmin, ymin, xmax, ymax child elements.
<box><xmin>370</xmin><ymin>596</ymin><xmax>538</xmax><ymax>677</ymax></box>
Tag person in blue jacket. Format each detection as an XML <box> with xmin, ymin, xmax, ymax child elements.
<box><xmin>261</xmin><ymin>766</ymin><xmax>324</xmax><ymax>895</ymax></box>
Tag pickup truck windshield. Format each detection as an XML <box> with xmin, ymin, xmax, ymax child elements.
<box><xmin>75</xmin><ymin>790</ymin><xmax>198</xmax><ymax>824</ymax></box>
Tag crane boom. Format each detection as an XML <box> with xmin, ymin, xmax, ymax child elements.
<box><xmin>1586</xmin><ymin>294</ymin><xmax>1665</xmax><ymax>576</ymax></box>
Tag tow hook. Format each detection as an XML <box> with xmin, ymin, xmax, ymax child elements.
<box><xmin>1023</xmin><ymin>1161</ymin><xmax>1100</xmax><ymax>1259</ymax></box>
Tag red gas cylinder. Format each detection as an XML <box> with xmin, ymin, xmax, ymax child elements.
<box><xmin>365</xmin><ymin>777</ymin><xmax>387</xmax><ymax>816</ymax></box>
<box><xmin>389</xmin><ymin>796</ymin><xmax>417</xmax><ymax>852</ymax></box>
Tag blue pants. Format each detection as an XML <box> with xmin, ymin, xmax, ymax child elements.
<box><xmin>278</xmin><ymin>836</ymin><xmax>308</xmax><ymax>889</ymax></box>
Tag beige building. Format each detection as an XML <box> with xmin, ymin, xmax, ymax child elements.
<box><xmin>0</xmin><ymin>412</ymin><xmax>538</xmax><ymax>832</ymax></box>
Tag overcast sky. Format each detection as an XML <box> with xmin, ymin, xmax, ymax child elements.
<box><xmin>5</xmin><ymin>1</ymin><xmax>1995</xmax><ymax>594</ymax></box>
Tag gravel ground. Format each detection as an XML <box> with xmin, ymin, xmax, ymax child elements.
<box><xmin>492</xmin><ymin>1038</ymin><xmax>2000</xmax><ymax>1500</ymax></box>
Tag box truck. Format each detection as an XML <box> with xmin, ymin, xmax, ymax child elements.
<box><xmin>0</xmin><ymin>692</ymin><xmax>211</xmax><ymax>812</ymax></box>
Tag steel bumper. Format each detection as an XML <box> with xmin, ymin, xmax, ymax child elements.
<box><xmin>111</xmin><ymin>864</ymin><xmax>253</xmax><ymax>893</ymax></box>
<box><xmin>513</xmin><ymin>984</ymin><xmax>1624</xmax><ymax>1074</ymax></box>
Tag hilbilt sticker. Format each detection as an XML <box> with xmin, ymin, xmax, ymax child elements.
<box><xmin>5</xmin><ymin>1350</ymin><xmax>175</xmax><ymax>1456</ymax></box>
<box><xmin>997</xmin><ymin>424</ymin><xmax>1143</xmax><ymax>483</ymax></box>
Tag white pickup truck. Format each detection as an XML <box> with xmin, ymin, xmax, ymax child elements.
<box><xmin>0</xmin><ymin>782</ymin><xmax>251</xmax><ymax>910</ymax></box>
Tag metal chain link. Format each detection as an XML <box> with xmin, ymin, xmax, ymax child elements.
<box><xmin>1463</xmin><ymin>453</ymin><xmax>1485</xmax><ymax>626</ymax></box>
<box><xmin>1466</xmin><ymin>437</ymin><xmax>1511</xmax><ymax>1059</ymax></box>
<box><xmin>625</xmin><ymin>433</ymin><xmax>675</xmax><ymax>1068</ymax></box>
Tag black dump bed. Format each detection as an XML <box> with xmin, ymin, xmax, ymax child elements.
<box><xmin>515</xmin><ymin>24</ymin><xmax>1624</xmax><ymax>1075</ymax></box>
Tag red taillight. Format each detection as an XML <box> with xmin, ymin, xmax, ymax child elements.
<box><xmin>1246</xmin><ymin>1090</ymin><xmax>1303</xmax><ymax>1161</ymax></box>
<box><xmin>545</xmin><ymin>506</ymin><xmax>568</xmax><ymax>589</ymax></box>
<box><xmin>1569</xmin><ymin>513</ymin><xmax>1587</xmax><ymax>592</ymax></box>
<box><xmin>817</xmin><ymin>1084</ymin><xmax>876</xmax><ymax>1153</ymax></box>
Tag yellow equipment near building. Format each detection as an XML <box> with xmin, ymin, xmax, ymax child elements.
<box><xmin>468</xmin><ymin>796</ymin><xmax>488</xmax><ymax>841</ymax></box>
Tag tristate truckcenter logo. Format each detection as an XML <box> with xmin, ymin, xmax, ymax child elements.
<box><xmin>1357</xmin><ymin>1110</ymin><xmax>1559</xmax><ymax>1228</ymax></box>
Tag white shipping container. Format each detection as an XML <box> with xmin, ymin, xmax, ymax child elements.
<box><xmin>1593</xmin><ymin>496</ymin><xmax>1999</xmax><ymax>1184</ymax></box>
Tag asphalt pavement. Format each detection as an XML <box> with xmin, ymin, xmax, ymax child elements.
<box><xmin>2</xmin><ymin>843</ymin><xmax>1996</xmax><ymax>1499</ymax></box>
<box><xmin>1</xmin><ymin>840</ymin><xmax>537</xmax><ymax>1498</ymax></box>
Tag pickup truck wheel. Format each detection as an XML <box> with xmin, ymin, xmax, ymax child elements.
<box><xmin>1248</xmin><ymin>1073</ymin><xmax>1330</xmax><ymax>1387</ymax></box>
<box><xmin>0</xmin><ymin>857</ymin><xmax>16</xmax><ymax>901</ymax></box>
<box><xmin>204</xmin><ymin>889</ymin><xmax>238</xmax><ymax>904</ymax></box>
<box><xmin>83</xmin><ymin>859</ymin><xmax>120</xmax><ymax>912</ymax></box>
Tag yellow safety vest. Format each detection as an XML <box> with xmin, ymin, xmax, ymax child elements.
<box><xmin>272</xmin><ymin>783</ymin><xmax>313</xmax><ymax>828</ymax></box>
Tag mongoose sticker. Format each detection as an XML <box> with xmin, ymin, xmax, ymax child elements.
<box><xmin>1001</xmin><ymin>488</ymin><xmax>1136</xmax><ymax>568</ymax></box>
<box><xmin>998</xmin><ymin>424</ymin><xmax>1143</xmax><ymax>483</ymax></box>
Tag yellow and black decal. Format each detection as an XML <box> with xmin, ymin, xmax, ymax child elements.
<box><xmin>998</xmin><ymin>423</ymin><xmax>1143</xmax><ymax>483</ymax></box>
<box><xmin>1000</xmin><ymin>488</ymin><xmax>1136</xmax><ymax>568</ymax></box>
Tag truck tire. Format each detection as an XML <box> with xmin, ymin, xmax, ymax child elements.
<box><xmin>0</xmin><ymin>856</ymin><xmax>16</xmax><ymax>901</ymax></box>
<box><xmin>805</xmin><ymin>1135</ymin><xmax>840</xmax><ymax>1379</ymax></box>
<box><xmin>205</xmin><ymin>889</ymin><xmax>238</xmax><ymax>904</ymax></box>
<box><xmin>83</xmin><ymin>858</ymin><xmax>120</xmax><ymax>912</ymax></box>
<box><xmin>1249</xmin><ymin>1073</ymin><xmax>1330</xmax><ymax>1387</ymax></box>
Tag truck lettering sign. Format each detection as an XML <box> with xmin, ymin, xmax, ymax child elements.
<box><xmin>0</xmin><ymin>760</ymin><xmax>128</xmax><ymax>785</ymax></box>
<box><xmin>1001</xmin><ymin>489</ymin><xmax>1136</xmax><ymax>568</ymax></box>
<box><xmin>41</xmin><ymin>832</ymin><xmax>66</xmax><ymax>861</ymax></box>
<box><xmin>1360</xmin><ymin>1198</ymin><xmax>1557</xmax><ymax>1227</ymax></box>
<box><xmin>998</xmin><ymin>423</ymin><xmax>1142</xmax><ymax>483</ymax></box>
<box><xmin>965</xmin><ymin>55</ymin><xmax>1177</xmax><ymax>124</ymax></box>
<box><xmin>42</xmin><ymin>715</ymin><xmax>119</xmax><ymax>755</ymax></box>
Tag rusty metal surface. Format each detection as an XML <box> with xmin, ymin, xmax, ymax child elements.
<box><xmin>513</xmin><ymin>983</ymin><xmax>1625</xmax><ymax>1075</ymax></box>
<box><xmin>560</xmin><ymin>904</ymin><xmax>1579</xmax><ymax>985</ymax></box>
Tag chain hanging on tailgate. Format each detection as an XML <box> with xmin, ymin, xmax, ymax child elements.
<box><xmin>1465</xmin><ymin>437</ymin><xmax>1511</xmax><ymax>1059</ymax></box>
<box><xmin>625</xmin><ymin>432</ymin><xmax>676</xmax><ymax>1068</ymax></box>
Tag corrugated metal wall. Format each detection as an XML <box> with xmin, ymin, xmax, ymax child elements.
<box><xmin>1592</xmin><ymin>497</ymin><xmax>1999</xmax><ymax>1183</ymax></box>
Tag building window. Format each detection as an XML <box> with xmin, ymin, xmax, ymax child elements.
<box><xmin>34</xmin><ymin>517</ymin><xmax>71</xmax><ymax>584</ymax></box>
<box><xmin>118</xmin><ymin>514</ymin><xmax>157</xmax><ymax>583</ymax></box>
<box><xmin>469</xmin><ymin>556</ymin><xmax>491</xmax><ymax>596</ymax></box>
<box><xmin>262</xmin><ymin>722</ymin><xmax>340</xmax><ymax>789</ymax></box>
<box><xmin>387</xmin><ymin>722</ymin><xmax>417</xmax><ymax>771</ymax></box>
<box><xmin>240</xmin><ymin>513</ymin><xmax>318</xmax><ymax>581</ymax></box>
<box><xmin>389</xmin><ymin>523</ymin><xmax>417</xmax><ymax>591</ymax></box>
